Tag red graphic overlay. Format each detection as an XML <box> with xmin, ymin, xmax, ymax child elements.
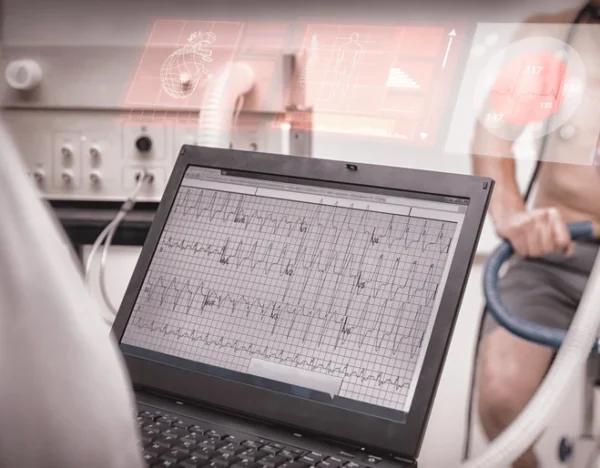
<box><xmin>122</xmin><ymin>19</ymin><xmax>465</xmax><ymax>146</ymax></box>
<box><xmin>122</xmin><ymin>21</ymin><xmax>244</xmax><ymax>125</ymax></box>
<box><xmin>233</xmin><ymin>22</ymin><xmax>290</xmax><ymax>116</ymax></box>
<box><xmin>122</xmin><ymin>20</ymin><xmax>292</xmax><ymax>129</ymax></box>
<box><xmin>285</xmin><ymin>23</ymin><xmax>465</xmax><ymax>146</ymax></box>
<box><xmin>489</xmin><ymin>52</ymin><xmax>569</xmax><ymax>126</ymax></box>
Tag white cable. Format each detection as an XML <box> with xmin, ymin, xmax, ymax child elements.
<box><xmin>85</xmin><ymin>173</ymin><xmax>149</xmax><ymax>321</ymax></box>
<box><xmin>86</xmin><ymin>217</ymin><xmax>121</xmax><ymax>326</ymax></box>
<box><xmin>99</xmin><ymin>210</ymin><xmax>128</xmax><ymax>317</ymax></box>
<box><xmin>197</xmin><ymin>61</ymin><xmax>255</xmax><ymax>148</ymax></box>
<box><xmin>461</xmin><ymin>248</ymin><xmax>600</xmax><ymax>468</ymax></box>
<box><xmin>85</xmin><ymin>175</ymin><xmax>147</xmax><ymax>280</ymax></box>
<box><xmin>84</xmin><ymin>217</ymin><xmax>119</xmax><ymax>280</ymax></box>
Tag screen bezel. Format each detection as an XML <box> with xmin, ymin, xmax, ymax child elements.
<box><xmin>112</xmin><ymin>145</ymin><xmax>492</xmax><ymax>460</ymax></box>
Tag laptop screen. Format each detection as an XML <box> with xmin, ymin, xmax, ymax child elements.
<box><xmin>120</xmin><ymin>165</ymin><xmax>468</xmax><ymax>423</ymax></box>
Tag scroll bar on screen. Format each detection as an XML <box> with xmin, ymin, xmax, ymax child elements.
<box><xmin>247</xmin><ymin>358</ymin><xmax>343</xmax><ymax>399</ymax></box>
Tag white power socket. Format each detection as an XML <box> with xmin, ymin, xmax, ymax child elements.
<box><xmin>122</xmin><ymin>166</ymin><xmax>167</xmax><ymax>198</ymax></box>
<box><xmin>6</xmin><ymin>109</ymin><xmax>286</xmax><ymax>203</ymax></box>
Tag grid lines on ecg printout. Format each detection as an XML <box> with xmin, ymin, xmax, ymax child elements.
<box><xmin>124</xmin><ymin>185</ymin><xmax>457</xmax><ymax>411</ymax></box>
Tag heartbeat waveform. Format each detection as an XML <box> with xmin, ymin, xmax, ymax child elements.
<box><xmin>128</xmin><ymin>185</ymin><xmax>456</xmax><ymax>395</ymax></box>
<box><xmin>158</xmin><ymin>232</ymin><xmax>443</xmax><ymax>297</ymax></box>
<box><xmin>138</xmin><ymin>255</ymin><xmax>436</xmax><ymax>358</ymax></box>
<box><xmin>130</xmin><ymin>315</ymin><xmax>412</xmax><ymax>391</ymax></box>
<box><xmin>172</xmin><ymin>187</ymin><xmax>453</xmax><ymax>254</ymax></box>
<box><xmin>490</xmin><ymin>60</ymin><xmax>567</xmax><ymax>115</ymax></box>
<box><xmin>162</xmin><ymin>187</ymin><xmax>452</xmax><ymax>323</ymax></box>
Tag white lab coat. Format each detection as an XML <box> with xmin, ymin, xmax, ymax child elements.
<box><xmin>0</xmin><ymin>122</ymin><xmax>144</xmax><ymax>468</ymax></box>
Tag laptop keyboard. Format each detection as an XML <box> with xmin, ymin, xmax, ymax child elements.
<box><xmin>137</xmin><ymin>408</ymin><xmax>379</xmax><ymax>468</ymax></box>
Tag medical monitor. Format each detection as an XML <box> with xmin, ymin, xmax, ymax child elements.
<box><xmin>113</xmin><ymin>146</ymin><xmax>492</xmax><ymax>458</ymax></box>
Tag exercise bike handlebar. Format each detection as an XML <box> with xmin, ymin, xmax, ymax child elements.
<box><xmin>483</xmin><ymin>220</ymin><xmax>599</xmax><ymax>351</ymax></box>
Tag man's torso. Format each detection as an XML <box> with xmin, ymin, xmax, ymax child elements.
<box><xmin>524</xmin><ymin>7</ymin><xmax>600</xmax><ymax>233</ymax></box>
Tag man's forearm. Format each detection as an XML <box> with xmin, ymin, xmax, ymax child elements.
<box><xmin>472</xmin><ymin>154</ymin><xmax>525</xmax><ymax>223</ymax></box>
<box><xmin>488</xmin><ymin>183</ymin><xmax>525</xmax><ymax>222</ymax></box>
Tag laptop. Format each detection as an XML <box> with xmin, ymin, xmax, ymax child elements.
<box><xmin>111</xmin><ymin>145</ymin><xmax>493</xmax><ymax>468</ymax></box>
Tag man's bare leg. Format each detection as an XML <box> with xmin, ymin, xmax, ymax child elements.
<box><xmin>477</xmin><ymin>328</ymin><xmax>555</xmax><ymax>468</ymax></box>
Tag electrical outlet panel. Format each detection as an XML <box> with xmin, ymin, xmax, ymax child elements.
<box><xmin>1</xmin><ymin>33</ymin><xmax>311</xmax><ymax>204</ymax></box>
<box><xmin>3</xmin><ymin>109</ymin><xmax>288</xmax><ymax>203</ymax></box>
<box><xmin>53</xmin><ymin>132</ymin><xmax>82</xmax><ymax>191</ymax></box>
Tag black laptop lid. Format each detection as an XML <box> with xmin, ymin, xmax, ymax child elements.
<box><xmin>112</xmin><ymin>146</ymin><xmax>492</xmax><ymax>461</ymax></box>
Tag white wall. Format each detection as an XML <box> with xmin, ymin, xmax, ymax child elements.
<box><xmin>5</xmin><ymin>0</ymin><xmax>594</xmax><ymax>467</ymax></box>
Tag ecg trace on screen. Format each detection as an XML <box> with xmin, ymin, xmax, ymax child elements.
<box><xmin>491</xmin><ymin>61</ymin><xmax>567</xmax><ymax>110</ymax></box>
<box><xmin>488</xmin><ymin>52</ymin><xmax>570</xmax><ymax>126</ymax></box>
<box><xmin>123</xmin><ymin>182</ymin><xmax>458</xmax><ymax>411</ymax></box>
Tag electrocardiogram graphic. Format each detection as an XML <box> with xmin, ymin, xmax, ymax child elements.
<box><xmin>284</xmin><ymin>24</ymin><xmax>464</xmax><ymax>145</ymax></box>
<box><xmin>488</xmin><ymin>51</ymin><xmax>569</xmax><ymax>126</ymax></box>
<box><xmin>474</xmin><ymin>35</ymin><xmax>586</xmax><ymax>142</ymax></box>
<box><xmin>444</xmin><ymin>23</ymin><xmax>598</xmax><ymax>162</ymax></box>
<box><xmin>123</xmin><ymin>179</ymin><xmax>458</xmax><ymax>411</ymax></box>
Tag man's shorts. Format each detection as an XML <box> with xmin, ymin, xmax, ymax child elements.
<box><xmin>481</xmin><ymin>240</ymin><xmax>600</xmax><ymax>338</ymax></box>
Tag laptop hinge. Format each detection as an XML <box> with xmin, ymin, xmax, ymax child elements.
<box><xmin>393</xmin><ymin>456</ymin><xmax>417</xmax><ymax>467</ymax></box>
